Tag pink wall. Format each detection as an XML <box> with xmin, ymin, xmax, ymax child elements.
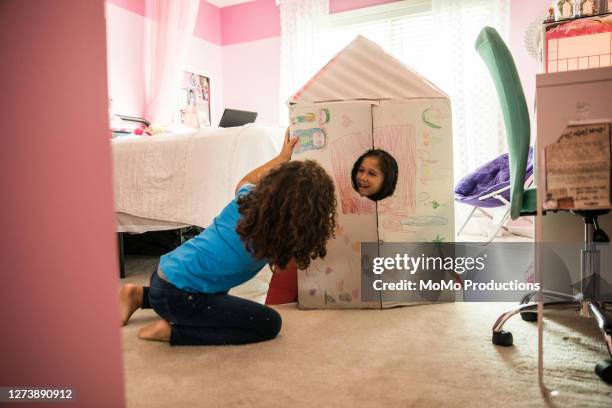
<box><xmin>222</xmin><ymin>37</ymin><xmax>281</xmax><ymax>125</ymax></box>
<box><xmin>1</xmin><ymin>1</ymin><xmax>125</xmax><ymax>406</ymax></box>
<box><xmin>107</xmin><ymin>0</ymin><xmax>146</xmax><ymax>16</ymax></box>
<box><xmin>221</xmin><ymin>0</ymin><xmax>280</xmax><ymax>46</ymax></box>
<box><xmin>330</xmin><ymin>0</ymin><xmax>401</xmax><ymax>13</ymax></box>
<box><xmin>195</xmin><ymin>0</ymin><xmax>222</xmax><ymax>45</ymax></box>
<box><xmin>509</xmin><ymin>0</ymin><xmax>550</xmax><ymax>116</ymax></box>
<box><xmin>106</xmin><ymin>2</ymin><xmax>146</xmax><ymax>116</ymax></box>
<box><xmin>106</xmin><ymin>0</ymin><xmax>222</xmax><ymax>44</ymax></box>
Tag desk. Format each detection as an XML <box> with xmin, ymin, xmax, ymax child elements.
<box><xmin>535</xmin><ymin>66</ymin><xmax>612</xmax><ymax>391</ymax></box>
<box><xmin>535</xmin><ymin>66</ymin><xmax>612</xmax><ymax>300</ymax></box>
<box><xmin>536</xmin><ymin>66</ymin><xmax>612</xmax><ymax>244</ymax></box>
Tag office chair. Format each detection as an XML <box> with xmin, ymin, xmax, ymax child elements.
<box><xmin>475</xmin><ymin>26</ymin><xmax>612</xmax><ymax>383</ymax></box>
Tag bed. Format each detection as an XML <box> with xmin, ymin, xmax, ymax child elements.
<box><xmin>112</xmin><ymin>124</ymin><xmax>284</xmax><ymax>275</ymax></box>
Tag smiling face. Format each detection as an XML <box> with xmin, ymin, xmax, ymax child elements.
<box><xmin>355</xmin><ymin>156</ymin><xmax>384</xmax><ymax>197</ymax></box>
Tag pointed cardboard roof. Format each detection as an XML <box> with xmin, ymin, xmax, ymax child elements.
<box><xmin>289</xmin><ymin>35</ymin><xmax>447</xmax><ymax>105</ymax></box>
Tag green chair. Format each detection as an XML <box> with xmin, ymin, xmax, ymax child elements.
<box><xmin>474</xmin><ymin>27</ymin><xmax>535</xmax><ymax>221</ymax></box>
<box><xmin>475</xmin><ymin>26</ymin><xmax>612</xmax><ymax>383</ymax></box>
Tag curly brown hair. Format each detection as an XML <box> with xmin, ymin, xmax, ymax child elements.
<box><xmin>236</xmin><ymin>160</ymin><xmax>337</xmax><ymax>270</ymax></box>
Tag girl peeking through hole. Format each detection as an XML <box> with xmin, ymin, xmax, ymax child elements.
<box><xmin>351</xmin><ymin>149</ymin><xmax>398</xmax><ymax>201</ymax></box>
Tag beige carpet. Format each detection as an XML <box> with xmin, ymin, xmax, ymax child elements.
<box><xmin>120</xmin><ymin>256</ymin><xmax>612</xmax><ymax>407</ymax></box>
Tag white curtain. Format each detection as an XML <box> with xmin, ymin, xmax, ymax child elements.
<box><xmin>430</xmin><ymin>0</ymin><xmax>510</xmax><ymax>181</ymax></box>
<box><xmin>145</xmin><ymin>0</ymin><xmax>199</xmax><ymax>125</ymax></box>
<box><xmin>279</xmin><ymin>0</ymin><xmax>329</xmax><ymax>125</ymax></box>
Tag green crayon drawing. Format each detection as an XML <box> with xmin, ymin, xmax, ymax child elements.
<box><xmin>422</xmin><ymin>107</ymin><xmax>442</xmax><ymax>129</ymax></box>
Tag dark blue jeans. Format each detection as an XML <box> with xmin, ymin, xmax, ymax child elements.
<box><xmin>142</xmin><ymin>269</ymin><xmax>282</xmax><ymax>346</ymax></box>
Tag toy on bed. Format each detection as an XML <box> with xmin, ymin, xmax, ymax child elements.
<box><xmin>111</xmin><ymin>115</ymin><xmax>159</xmax><ymax>137</ymax></box>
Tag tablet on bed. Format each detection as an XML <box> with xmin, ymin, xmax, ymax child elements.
<box><xmin>219</xmin><ymin>109</ymin><xmax>257</xmax><ymax>128</ymax></box>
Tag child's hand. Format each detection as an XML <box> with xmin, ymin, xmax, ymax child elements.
<box><xmin>279</xmin><ymin>128</ymin><xmax>297</xmax><ymax>162</ymax></box>
<box><xmin>236</xmin><ymin>128</ymin><xmax>297</xmax><ymax>191</ymax></box>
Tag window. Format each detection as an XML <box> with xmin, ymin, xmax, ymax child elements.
<box><xmin>321</xmin><ymin>0</ymin><xmax>434</xmax><ymax>71</ymax></box>
<box><xmin>309</xmin><ymin>0</ymin><xmax>510</xmax><ymax>181</ymax></box>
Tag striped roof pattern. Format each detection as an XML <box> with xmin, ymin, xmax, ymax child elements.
<box><xmin>289</xmin><ymin>35</ymin><xmax>447</xmax><ymax>104</ymax></box>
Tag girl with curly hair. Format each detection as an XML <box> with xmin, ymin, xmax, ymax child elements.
<box><xmin>119</xmin><ymin>130</ymin><xmax>337</xmax><ymax>345</ymax></box>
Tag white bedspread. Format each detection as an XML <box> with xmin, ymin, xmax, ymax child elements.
<box><xmin>112</xmin><ymin>124</ymin><xmax>284</xmax><ymax>230</ymax></box>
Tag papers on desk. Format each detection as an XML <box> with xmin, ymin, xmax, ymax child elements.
<box><xmin>544</xmin><ymin>120</ymin><xmax>612</xmax><ymax>210</ymax></box>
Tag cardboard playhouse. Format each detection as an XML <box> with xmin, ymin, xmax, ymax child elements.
<box><xmin>288</xmin><ymin>36</ymin><xmax>455</xmax><ymax>309</ymax></box>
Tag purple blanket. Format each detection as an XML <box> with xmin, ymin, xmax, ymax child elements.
<box><xmin>454</xmin><ymin>147</ymin><xmax>533</xmax><ymax>208</ymax></box>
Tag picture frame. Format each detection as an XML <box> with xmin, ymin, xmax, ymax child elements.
<box><xmin>179</xmin><ymin>67</ymin><xmax>211</xmax><ymax>128</ymax></box>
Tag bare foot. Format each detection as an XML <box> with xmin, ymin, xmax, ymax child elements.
<box><xmin>119</xmin><ymin>284</ymin><xmax>143</xmax><ymax>326</ymax></box>
<box><xmin>138</xmin><ymin>319</ymin><xmax>171</xmax><ymax>342</ymax></box>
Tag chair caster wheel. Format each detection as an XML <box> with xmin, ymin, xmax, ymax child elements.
<box><xmin>520</xmin><ymin>311</ymin><xmax>537</xmax><ymax>322</ymax></box>
<box><xmin>595</xmin><ymin>359</ymin><xmax>612</xmax><ymax>383</ymax></box>
<box><xmin>492</xmin><ymin>330</ymin><xmax>513</xmax><ymax>346</ymax></box>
